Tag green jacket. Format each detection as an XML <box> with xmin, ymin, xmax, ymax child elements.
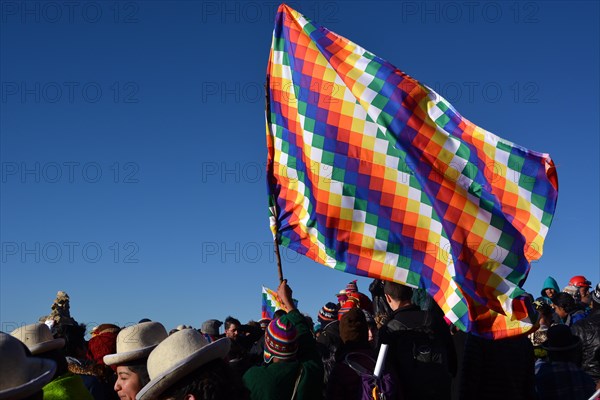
<box><xmin>43</xmin><ymin>372</ymin><xmax>94</xmax><ymax>400</ymax></box>
<box><xmin>243</xmin><ymin>309</ymin><xmax>324</xmax><ymax>400</ymax></box>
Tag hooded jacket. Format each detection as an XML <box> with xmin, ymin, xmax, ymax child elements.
<box><xmin>540</xmin><ymin>277</ymin><xmax>561</xmax><ymax>302</ymax></box>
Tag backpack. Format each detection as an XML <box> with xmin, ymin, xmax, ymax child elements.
<box><xmin>386</xmin><ymin>310</ymin><xmax>444</xmax><ymax>365</ymax></box>
<box><xmin>385</xmin><ymin>311</ymin><xmax>450</xmax><ymax>397</ymax></box>
<box><xmin>344</xmin><ymin>352</ymin><xmax>397</xmax><ymax>400</ymax></box>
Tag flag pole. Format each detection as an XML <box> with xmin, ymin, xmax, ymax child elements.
<box><xmin>266</xmin><ymin>77</ymin><xmax>284</xmax><ymax>283</ymax></box>
<box><xmin>274</xmin><ymin>239</ymin><xmax>284</xmax><ymax>283</ymax></box>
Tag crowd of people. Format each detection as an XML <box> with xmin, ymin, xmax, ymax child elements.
<box><xmin>1</xmin><ymin>275</ymin><xmax>599</xmax><ymax>400</ymax></box>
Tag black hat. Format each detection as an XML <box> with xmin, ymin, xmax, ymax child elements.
<box><xmin>542</xmin><ymin>324</ymin><xmax>580</xmax><ymax>352</ymax></box>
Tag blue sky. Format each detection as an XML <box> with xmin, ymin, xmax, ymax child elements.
<box><xmin>1</xmin><ymin>1</ymin><xmax>598</xmax><ymax>333</ymax></box>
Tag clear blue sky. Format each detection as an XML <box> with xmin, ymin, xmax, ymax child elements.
<box><xmin>1</xmin><ymin>1</ymin><xmax>598</xmax><ymax>333</ymax></box>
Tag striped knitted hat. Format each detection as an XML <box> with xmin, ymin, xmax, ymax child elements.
<box><xmin>318</xmin><ymin>302</ymin><xmax>339</xmax><ymax>325</ymax></box>
<box><xmin>346</xmin><ymin>280</ymin><xmax>358</xmax><ymax>294</ymax></box>
<box><xmin>338</xmin><ymin>298</ymin><xmax>359</xmax><ymax>320</ymax></box>
<box><xmin>263</xmin><ymin>316</ymin><xmax>298</xmax><ymax>363</ymax></box>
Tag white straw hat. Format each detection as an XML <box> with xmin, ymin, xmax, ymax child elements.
<box><xmin>10</xmin><ymin>323</ymin><xmax>65</xmax><ymax>355</ymax></box>
<box><xmin>104</xmin><ymin>322</ymin><xmax>168</xmax><ymax>366</ymax></box>
<box><xmin>136</xmin><ymin>329</ymin><xmax>230</xmax><ymax>400</ymax></box>
<box><xmin>0</xmin><ymin>332</ymin><xmax>57</xmax><ymax>400</ymax></box>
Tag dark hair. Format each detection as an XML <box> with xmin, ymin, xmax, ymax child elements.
<box><xmin>553</xmin><ymin>292</ymin><xmax>576</xmax><ymax>312</ymax></box>
<box><xmin>383</xmin><ymin>281</ymin><xmax>413</xmax><ymax>302</ymax></box>
<box><xmin>121</xmin><ymin>362</ymin><xmax>150</xmax><ymax>388</ymax></box>
<box><xmin>273</xmin><ymin>309</ymin><xmax>287</xmax><ymax>319</ymax></box>
<box><xmin>224</xmin><ymin>317</ymin><xmax>241</xmax><ymax>331</ymax></box>
<box><xmin>160</xmin><ymin>358</ymin><xmax>249</xmax><ymax>400</ymax></box>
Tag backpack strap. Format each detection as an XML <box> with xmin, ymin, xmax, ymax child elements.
<box><xmin>290</xmin><ymin>365</ymin><xmax>303</xmax><ymax>400</ymax></box>
<box><xmin>344</xmin><ymin>352</ymin><xmax>377</xmax><ymax>376</ymax></box>
<box><xmin>386</xmin><ymin>311</ymin><xmax>432</xmax><ymax>333</ymax></box>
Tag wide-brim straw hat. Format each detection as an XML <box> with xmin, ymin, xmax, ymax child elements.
<box><xmin>136</xmin><ymin>329</ymin><xmax>230</xmax><ymax>400</ymax></box>
<box><xmin>104</xmin><ymin>322</ymin><xmax>168</xmax><ymax>366</ymax></box>
<box><xmin>0</xmin><ymin>332</ymin><xmax>57</xmax><ymax>400</ymax></box>
<box><xmin>10</xmin><ymin>323</ymin><xmax>65</xmax><ymax>355</ymax></box>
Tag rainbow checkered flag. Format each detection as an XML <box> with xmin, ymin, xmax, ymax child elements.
<box><xmin>261</xmin><ymin>286</ymin><xmax>298</xmax><ymax>319</ymax></box>
<box><xmin>266</xmin><ymin>4</ymin><xmax>558</xmax><ymax>339</ymax></box>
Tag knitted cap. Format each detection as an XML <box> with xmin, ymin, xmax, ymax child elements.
<box><xmin>346</xmin><ymin>280</ymin><xmax>358</xmax><ymax>294</ymax></box>
<box><xmin>338</xmin><ymin>298</ymin><xmax>359</xmax><ymax>320</ymax></box>
<box><xmin>318</xmin><ymin>302</ymin><xmax>339</xmax><ymax>325</ymax></box>
<box><xmin>263</xmin><ymin>316</ymin><xmax>298</xmax><ymax>363</ymax></box>
<box><xmin>259</xmin><ymin>318</ymin><xmax>271</xmax><ymax>330</ymax></box>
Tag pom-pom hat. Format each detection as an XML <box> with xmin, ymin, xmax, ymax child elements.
<box><xmin>263</xmin><ymin>315</ymin><xmax>298</xmax><ymax>363</ymax></box>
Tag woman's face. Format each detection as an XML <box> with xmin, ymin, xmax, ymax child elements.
<box><xmin>544</xmin><ymin>288</ymin><xmax>556</xmax><ymax>298</ymax></box>
<box><xmin>114</xmin><ymin>366</ymin><xmax>143</xmax><ymax>400</ymax></box>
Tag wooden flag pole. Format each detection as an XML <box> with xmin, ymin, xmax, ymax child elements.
<box><xmin>274</xmin><ymin>238</ymin><xmax>284</xmax><ymax>283</ymax></box>
<box><xmin>265</xmin><ymin>77</ymin><xmax>284</xmax><ymax>283</ymax></box>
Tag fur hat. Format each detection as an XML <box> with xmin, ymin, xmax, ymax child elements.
<box><xmin>0</xmin><ymin>332</ymin><xmax>57</xmax><ymax>400</ymax></box>
<box><xmin>136</xmin><ymin>329</ymin><xmax>230</xmax><ymax>400</ymax></box>
<box><xmin>10</xmin><ymin>323</ymin><xmax>65</xmax><ymax>355</ymax></box>
<box><xmin>88</xmin><ymin>324</ymin><xmax>120</xmax><ymax>366</ymax></box>
<box><xmin>103</xmin><ymin>322</ymin><xmax>168</xmax><ymax>366</ymax></box>
<box><xmin>318</xmin><ymin>302</ymin><xmax>339</xmax><ymax>325</ymax></box>
<box><xmin>264</xmin><ymin>316</ymin><xmax>298</xmax><ymax>363</ymax></box>
<box><xmin>339</xmin><ymin>307</ymin><xmax>368</xmax><ymax>344</ymax></box>
<box><xmin>201</xmin><ymin>319</ymin><xmax>222</xmax><ymax>336</ymax></box>
<box><xmin>542</xmin><ymin>324</ymin><xmax>581</xmax><ymax>352</ymax></box>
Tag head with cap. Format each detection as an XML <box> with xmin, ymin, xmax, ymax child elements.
<box><xmin>11</xmin><ymin>323</ymin><xmax>67</xmax><ymax>379</ymax></box>
<box><xmin>336</xmin><ymin>289</ymin><xmax>348</xmax><ymax>304</ymax></box>
<box><xmin>542</xmin><ymin>324</ymin><xmax>582</xmax><ymax>363</ymax></box>
<box><xmin>201</xmin><ymin>320</ymin><xmax>222</xmax><ymax>337</ymax></box>
<box><xmin>569</xmin><ymin>275</ymin><xmax>592</xmax><ymax>302</ymax></box>
<box><xmin>338</xmin><ymin>298</ymin><xmax>359</xmax><ymax>321</ymax></box>
<box><xmin>0</xmin><ymin>332</ymin><xmax>57</xmax><ymax>400</ymax></box>
<box><xmin>136</xmin><ymin>329</ymin><xmax>233</xmax><ymax>400</ymax></box>
<box><xmin>346</xmin><ymin>280</ymin><xmax>358</xmax><ymax>294</ymax></box>
<box><xmin>258</xmin><ymin>318</ymin><xmax>271</xmax><ymax>331</ymax></box>
<box><xmin>263</xmin><ymin>315</ymin><xmax>298</xmax><ymax>364</ymax></box>
<box><xmin>591</xmin><ymin>283</ymin><xmax>600</xmax><ymax>307</ymax></box>
<box><xmin>88</xmin><ymin>324</ymin><xmax>120</xmax><ymax>366</ymax></box>
<box><xmin>103</xmin><ymin>322</ymin><xmax>168</xmax><ymax>400</ymax></box>
<box><xmin>318</xmin><ymin>302</ymin><xmax>339</xmax><ymax>326</ymax></box>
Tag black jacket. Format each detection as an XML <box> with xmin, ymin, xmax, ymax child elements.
<box><xmin>571</xmin><ymin>308</ymin><xmax>600</xmax><ymax>382</ymax></box>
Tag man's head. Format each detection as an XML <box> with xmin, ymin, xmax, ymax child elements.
<box><xmin>568</xmin><ymin>275</ymin><xmax>592</xmax><ymax>299</ymax></box>
<box><xmin>224</xmin><ymin>317</ymin><xmax>240</xmax><ymax>340</ymax></box>
<box><xmin>543</xmin><ymin>324</ymin><xmax>582</xmax><ymax>363</ymax></box>
<box><xmin>383</xmin><ymin>281</ymin><xmax>413</xmax><ymax>311</ymax></box>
